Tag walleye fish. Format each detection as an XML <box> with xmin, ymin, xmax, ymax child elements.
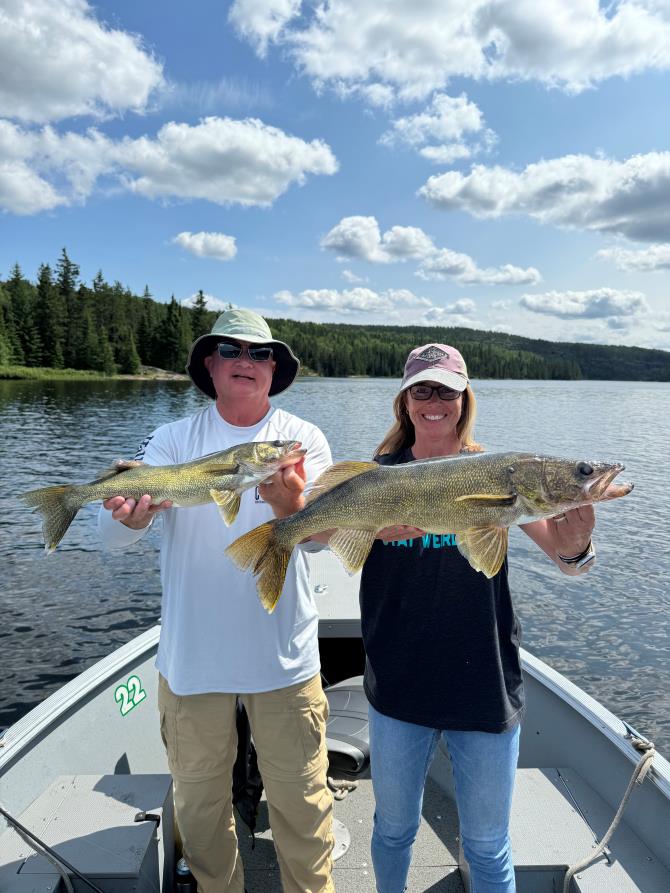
<box><xmin>226</xmin><ymin>451</ymin><xmax>633</xmax><ymax>612</ymax></box>
<box><xmin>22</xmin><ymin>440</ymin><xmax>305</xmax><ymax>553</ymax></box>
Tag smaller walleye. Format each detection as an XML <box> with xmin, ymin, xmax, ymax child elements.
<box><xmin>226</xmin><ymin>451</ymin><xmax>633</xmax><ymax>613</ymax></box>
<box><xmin>22</xmin><ymin>440</ymin><xmax>304</xmax><ymax>553</ymax></box>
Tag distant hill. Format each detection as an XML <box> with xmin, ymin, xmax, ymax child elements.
<box><xmin>1</xmin><ymin>251</ymin><xmax>668</xmax><ymax>380</ymax></box>
<box><xmin>267</xmin><ymin>319</ymin><xmax>670</xmax><ymax>382</ymax></box>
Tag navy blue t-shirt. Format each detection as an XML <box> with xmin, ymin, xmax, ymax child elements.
<box><xmin>360</xmin><ymin>448</ymin><xmax>525</xmax><ymax>732</ymax></box>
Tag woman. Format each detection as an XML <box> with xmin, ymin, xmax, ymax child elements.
<box><xmin>361</xmin><ymin>343</ymin><xmax>596</xmax><ymax>893</ymax></box>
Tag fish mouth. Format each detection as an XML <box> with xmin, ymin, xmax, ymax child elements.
<box><xmin>279</xmin><ymin>442</ymin><xmax>306</xmax><ymax>466</ymax></box>
<box><xmin>585</xmin><ymin>463</ymin><xmax>632</xmax><ymax>502</ymax></box>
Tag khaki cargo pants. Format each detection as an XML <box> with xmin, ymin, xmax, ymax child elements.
<box><xmin>158</xmin><ymin>673</ymin><xmax>335</xmax><ymax>893</ymax></box>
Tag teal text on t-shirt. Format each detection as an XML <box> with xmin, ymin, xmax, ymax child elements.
<box><xmin>383</xmin><ymin>533</ymin><xmax>457</xmax><ymax>549</ymax></box>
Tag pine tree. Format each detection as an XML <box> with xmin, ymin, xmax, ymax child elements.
<box><xmin>0</xmin><ymin>285</ymin><xmax>13</xmax><ymax>365</ymax></box>
<box><xmin>116</xmin><ymin>328</ymin><xmax>142</xmax><ymax>374</ymax></box>
<box><xmin>158</xmin><ymin>297</ymin><xmax>182</xmax><ymax>371</ymax></box>
<box><xmin>190</xmin><ymin>290</ymin><xmax>210</xmax><ymax>339</ymax></box>
<box><xmin>35</xmin><ymin>264</ymin><xmax>66</xmax><ymax>367</ymax></box>
<box><xmin>98</xmin><ymin>328</ymin><xmax>116</xmax><ymax>375</ymax></box>
<box><xmin>6</xmin><ymin>263</ymin><xmax>41</xmax><ymax>365</ymax></box>
<box><xmin>56</xmin><ymin>249</ymin><xmax>81</xmax><ymax>368</ymax></box>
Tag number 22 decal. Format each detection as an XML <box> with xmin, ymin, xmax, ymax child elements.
<box><xmin>115</xmin><ymin>675</ymin><xmax>147</xmax><ymax>716</ymax></box>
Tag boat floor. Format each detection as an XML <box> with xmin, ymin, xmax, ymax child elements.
<box><xmin>236</xmin><ymin>768</ymin><xmax>464</xmax><ymax>892</ymax></box>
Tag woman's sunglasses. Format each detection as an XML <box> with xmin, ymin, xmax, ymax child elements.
<box><xmin>408</xmin><ymin>384</ymin><xmax>461</xmax><ymax>401</ymax></box>
<box><xmin>217</xmin><ymin>342</ymin><xmax>274</xmax><ymax>362</ymax></box>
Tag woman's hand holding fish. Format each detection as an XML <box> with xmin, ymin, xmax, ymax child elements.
<box><xmin>258</xmin><ymin>457</ymin><xmax>307</xmax><ymax>519</ymax></box>
<box><xmin>376</xmin><ymin>525</ymin><xmax>426</xmax><ymax>542</ymax></box>
<box><xmin>103</xmin><ymin>494</ymin><xmax>173</xmax><ymax>529</ymax></box>
<box><xmin>551</xmin><ymin>505</ymin><xmax>595</xmax><ymax>556</ymax></box>
<box><xmin>522</xmin><ymin>505</ymin><xmax>596</xmax><ymax>576</ymax></box>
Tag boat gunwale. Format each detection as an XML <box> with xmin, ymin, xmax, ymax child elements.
<box><xmin>1</xmin><ymin>628</ymin><xmax>668</xmax><ymax>802</ymax></box>
<box><xmin>520</xmin><ymin>646</ymin><xmax>670</xmax><ymax>797</ymax></box>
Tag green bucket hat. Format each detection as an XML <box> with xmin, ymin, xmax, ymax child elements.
<box><xmin>186</xmin><ymin>308</ymin><xmax>300</xmax><ymax>399</ymax></box>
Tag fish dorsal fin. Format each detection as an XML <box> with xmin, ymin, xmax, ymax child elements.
<box><xmin>306</xmin><ymin>461</ymin><xmax>378</xmax><ymax>505</ymax></box>
<box><xmin>210</xmin><ymin>489</ymin><xmax>241</xmax><ymax>526</ymax></box>
<box><xmin>456</xmin><ymin>526</ymin><xmax>508</xmax><ymax>578</ymax></box>
<box><xmin>328</xmin><ymin>528</ymin><xmax>377</xmax><ymax>575</ymax></box>
<box><xmin>454</xmin><ymin>493</ymin><xmax>516</xmax><ymax>506</ymax></box>
<box><xmin>92</xmin><ymin>459</ymin><xmax>145</xmax><ymax>482</ymax></box>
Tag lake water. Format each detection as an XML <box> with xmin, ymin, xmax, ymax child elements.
<box><xmin>1</xmin><ymin>377</ymin><xmax>669</xmax><ymax>757</ymax></box>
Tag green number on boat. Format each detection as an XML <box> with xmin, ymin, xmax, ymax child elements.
<box><xmin>114</xmin><ymin>675</ymin><xmax>147</xmax><ymax>716</ymax></box>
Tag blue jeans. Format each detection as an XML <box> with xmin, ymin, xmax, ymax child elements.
<box><xmin>369</xmin><ymin>704</ymin><xmax>519</xmax><ymax>893</ymax></box>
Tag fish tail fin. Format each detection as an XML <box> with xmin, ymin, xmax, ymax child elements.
<box><xmin>21</xmin><ymin>484</ymin><xmax>81</xmax><ymax>553</ymax></box>
<box><xmin>226</xmin><ymin>521</ymin><xmax>291</xmax><ymax>613</ymax></box>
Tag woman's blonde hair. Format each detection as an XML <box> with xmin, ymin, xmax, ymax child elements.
<box><xmin>375</xmin><ymin>383</ymin><xmax>483</xmax><ymax>456</ymax></box>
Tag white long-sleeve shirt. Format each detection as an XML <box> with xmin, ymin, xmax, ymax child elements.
<box><xmin>98</xmin><ymin>402</ymin><xmax>332</xmax><ymax>694</ymax></box>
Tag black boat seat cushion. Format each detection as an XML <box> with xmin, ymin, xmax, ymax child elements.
<box><xmin>324</xmin><ymin>676</ymin><xmax>369</xmax><ymax>774</ymax></box>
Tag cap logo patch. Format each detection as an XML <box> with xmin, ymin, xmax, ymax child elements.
<box><xmin>417</xmin><ymin>346</ymin><xmax>448</xmax><ymax>364</ymax></box>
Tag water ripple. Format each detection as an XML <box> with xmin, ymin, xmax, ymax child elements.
<box><xmin>1</xmin><ymin>378</ymin><xmax>669</xmax><ymax>756</ymax></box>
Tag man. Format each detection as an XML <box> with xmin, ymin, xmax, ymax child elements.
<box><xmin>98</xmin><ymin>309</ymin><xmax>335</xmax><ymax>893</ymax></box>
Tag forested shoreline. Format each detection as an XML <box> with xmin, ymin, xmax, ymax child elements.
<box><xmin>2</xmin><ymin>250</ymin><xmax>669</xmax><ymax>381</ymax></box>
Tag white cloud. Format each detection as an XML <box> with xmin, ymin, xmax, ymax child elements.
<box><xmin>229</xmin><ymin>0</ymin><xmax>670</xmax><ymax>101</ymax></box>
<box><xmin>159</xmin><ymin>77</ymin><xmax>272</xmax><ymax>114</ymax></box>
<box><xmin>418</xmin><ymin>249</ymin><xmax>540</xmax><ymax>285</ymax></box>
<box><xmin>173</xmin><ymin>231</ymin><xmax>238</xmax><ymax>261</ymax></box>
<box><xmin>119</xmin><ymin>117</ymin><xmax>338</xmax><ymax>207</ymax></box>
<box><xmin>321</xmin><ymin>215</ymin><xmax>541</xmax><ymax>285</ymax></box>
<box><xmin>519</xmin><ymin>288</ymin><xmax>650</xmax><ymax>320</ymax></box>
<box><xmin>0</xmin><ymin>160</ymin><xmax>65</xmax><ymax>215</ymax></box>
<box><xmin>421</xmin><ymin>307</ymin><xmax>480</xmax><ymax>328</ymax></box>
<box><xmin>275</xmin><ymin>286</ymin><xmax>432</xmax><ymax>314</ymax></box>
<box><xmin>420</xmin><ymin>152</ymin><xmax>670</xmax><ymax>243</ymax></box>
<box><xmin>341</xmin><ymin>269</ymin><xmax>367</xmax><ymax>283</ymax></box>
<box><xmin>0</xmin><ymin>0</ymin><xmax>164</xmax><ymax>123</ymax></box>
<box><xmin>0</xmin><ymin>117</ymin><xmax>338</xmax><ymax>214</ymax></box>
<box><xmin>380</xmin><ymin>92</ymin><xmax>496</xmax><ymax>164</ymax></box>
<box><xmin>229</xmin><ymin>0</ymin><xmax>302</xmax><ymax>57</ymax></box>
<box><xmin>597</xmin><ymin>243</ymin><xmax>670</xmax><ymax>271</ymax></box>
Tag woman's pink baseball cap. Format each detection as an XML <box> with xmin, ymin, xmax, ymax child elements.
<box><xmin>400</xmin><ymin>344</ymin><xmax>469</xmax><ymax>393</ymax></box>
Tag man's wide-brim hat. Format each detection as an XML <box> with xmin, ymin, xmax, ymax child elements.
<box><xmin>186</xmin><ymin>308</ymin><xmax>300</xmax><ymax>399</ymax></box>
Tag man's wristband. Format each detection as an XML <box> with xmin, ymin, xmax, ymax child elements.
<box><xmin>557</xmin><ymin>540</ymin><xmax>596</xmax><ymax>568</ymax></box>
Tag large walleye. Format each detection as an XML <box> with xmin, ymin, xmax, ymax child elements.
<box><xmin>226</xmin><ymin>451</ymin><xmax>633</xmax><ymax>612</ymax></box>
<box><xmin>22</xmin><ymin>440</ymin><xmax>304</xmax><ymax>553</ymax></box>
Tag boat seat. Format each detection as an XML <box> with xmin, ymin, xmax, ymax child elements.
<box><xmin>0</xmin><ymin>774</ymin><xmax>174</xmax><ymax>893</ymax></box>
<box><xmin>459</xmin><ymin>767</ymin><xmax>670</xmax><ymax>892</ymax></box>
<box><xmin>324</xmin><ymin>676</ymin><xmax>370</xmax><ymax>774</ymax></box>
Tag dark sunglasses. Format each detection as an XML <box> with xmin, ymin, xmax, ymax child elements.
<box><xmin>217</xmin><ymin>342</ymin><xmax>274</xmax><ymax>362</ymax></box>
<box><xmin>408</xmin><ymin>384</ymin><xmax>462</xmax><ymax>401</ymax></box>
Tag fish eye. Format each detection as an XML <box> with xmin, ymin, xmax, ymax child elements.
<box><xmin>577</xmin><ymin>462</ymin><xmax>594</xmax><ymax>476</ymax></box>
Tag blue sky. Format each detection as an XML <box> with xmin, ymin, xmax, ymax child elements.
<box><xmin>2</xmin><ymin>0</ymin><xmax>670</xmax><ymax>349</ymax></box>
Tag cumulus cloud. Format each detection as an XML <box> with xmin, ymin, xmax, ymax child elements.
<box><xmin>419</xmin><ymin>152</ymin><xmax>670</xmax><ymax>243</ymax></box>
<box><xmin>418</xmin><ymin>250</ymin><xmax>540</xmax><ymax>285</ymax></box>
<box><xmin>173</xmin><ymin>231</ymin><xmax>238</xmax><ymax>261</ymax></box>
<box><xmin>597</xmin><ymin>243</ymin><xmax>670</xmax><ymax>272</ymax></box>
<box><xmin>229</xmin><ymin>0</ymin><xmax>670</xmax><ymax>101</ymax></box>
<box><xmin>275</xmin><ymin>286</ymin><xmax>432</xmax><ymax>314</ymax></box>
<box><xmin>0</xmin><ymin>117</ymin><xmax>338</xmax><ymax>214</ymax></box>
<box><xmin>119</xmin><ymin>117</ymin><xmax>338</xmax><ymax>206</ymax></box>
<box><xmin>0</xmin><ymin>0</ymin><xmax>164</xmax><ymax>123</ymax></box>
<box><xmin>519</xmin><ymin>288</ymin><xmax>650</xmax><ymax>321</ymax></box>
<box><xmin>421</xmin><ymin>306</ymin><xmax>479</xmax><ymax>328</ymax></box>
<box><xmin>321</xmin><ymin>215</ymin><xmax>541</xmax><ymax>285</ymax></box>
<box><xmin>228</xmin><ymin>0</ymin><xmax>301</xmax><ymax>57</ymax></box>
<box><xmin>380</xmin><ymin>92</ymin><xmax>496</xmax><ymax>164</ymax></box>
